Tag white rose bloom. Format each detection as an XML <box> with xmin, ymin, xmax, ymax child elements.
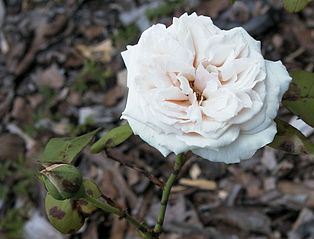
<box><xmin>121</xmin><ymin>13</ymin><xmax>292</xmax><ymax>163</ymax></box>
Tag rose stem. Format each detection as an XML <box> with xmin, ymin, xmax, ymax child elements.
<box><xmin>153</xmin><ymin>154</ymin><xmax>185</xmax><ymax>234</ymax></box>
<box><xmin>84</xmin><ymin>194</ymin><xmax>154</xmax><ymax>238</ymax></box>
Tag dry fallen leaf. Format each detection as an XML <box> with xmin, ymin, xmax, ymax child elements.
<box><xmin>212</xmin><ymin>207</ymin><xmax>271</xmax><ymax>234</ymax></box>
<box><xmin>76</xmin><ymin>39</ymin><xmax>113</xmax><ymax>63</ymax></box>
<box><xmin>292</xmin><ymin>208</ymin><xmax>314</xmax><ymax>230</ymax></box>
<box><xmin>33</xmin><ymin>64</ymin><xmax>65</xmax><ymax>89</ymax></box>
<box><xmin>11</xmin><ymin>97</ymin><xmax>33</xmax><ymax>125</ymax></box>
<box><xmin>189</xmin><ymin>164</ymin><xmax>201</xmax><ymax>180</ymax></box>
<box><xmin>0</xmin><ymin>133</ymin><xmax>25</xmax><ymax>161</ymax></box>
<box><xmin>197</xmin><ymin>0</ymin><xmax>230</xmax><ymax>18</ymax></box>
<box><xmin>0</xmin><ymin>0</ymin><xmax>8</xmax><ymax>54</ymax></box>
<box><xmin>179</xmin><ymin>178</ymin><xmax>217</xmax><ymax>191</ymax></box>
<box><xmin>289</xmin><ymin>208</ymin><xmax>314</xmax><ymax>239</ymax></box>
<box><xmin>103</xmin><ymin>85</ymin><xmax>125</xmax><ymax>107</ymax></box>
<box><xmin>277</xmin><ymin>181</ymin><xmax>314</xmax><ymax>207</ymax></box>
<box><xmin>110</xmin><ymin>216</ymin><xmax>127</xmax><ymax>239</ymax></box>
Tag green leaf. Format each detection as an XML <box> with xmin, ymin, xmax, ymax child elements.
<box><xmin>269</xmin><ymin>119</ymin><xmax>314</xmax><ymax>154</ymax></box>
<box><xmin>42</xmin><ymin>129</ymin><xmax>100</xmax><ymax>164</ymax></box>
<box><xmin>90</xmin><ymin>123</ymin><xmax>133</xmax><ymax>153</ymax></box>
<box><xmin>283</xmin><ymin>71</ymin><xmax>314</xmax><ymax>127</ymax></box>
<box><xmin>283</xmin><ymin>0</ymin><xmax>312</xmax><ymax>12</ymax></box>
<box><xmin>45</xmin><ymin>193</ymin><xmax>85</xmax><ymax>234</ymax></box>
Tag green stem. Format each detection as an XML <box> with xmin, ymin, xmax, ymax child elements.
<box><xmin>84</xmin><ymin>194</ymin><xmax>154</xmax><ymax>238</ymax></box>
<box><xmin>84</xmin><ymin>154</ymin><xmax>186</xmax><ymax>239</ymax></box>
<box><xmin>153</xmin><ymin>154</ymin><xmax>185</xmax><ymax>234</ymax></box>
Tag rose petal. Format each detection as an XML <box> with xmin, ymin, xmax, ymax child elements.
<box><xmin>178</xmin><ymin>125</ymin><xmax>239</xmax><ymax>148</ymax></box>
<box><xmin>202</xmin><ymin>90</ymin><xmax>240</xmax><ymax>121</ymax></box>
<box><xmin>241</xmin><ymin>60</ymin><xmax>292</xmax><ymax>133</ymax></box>
<box><xmin>192</xmin><ymin>122</ymin><xmax>277</xmax><ymax>163</ymax></box>
<box><xmin>172</xmin><ymin>13</ymin><xmax>220</xmax><ymax>65</ymax></box>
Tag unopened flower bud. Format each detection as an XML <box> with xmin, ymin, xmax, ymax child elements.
<box><xmin>76</xmin><ymin>179</ymin><xmax>102</xmax><ymax>215</ymax></box>
<box><xmin>45</xmin><ymin>193</ymin><xmax>85</xmax><ymax>234</ymax></box>
<box><xmin>40</xmin><ymin>164</ymin><xmax>83</xmax><ymax>200</ymax></box>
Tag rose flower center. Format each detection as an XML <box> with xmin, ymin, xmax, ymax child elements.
<box><xmin>189</xmin><ymin>80</ymin><xmax>206</xmax><ymax>103</ymax></box>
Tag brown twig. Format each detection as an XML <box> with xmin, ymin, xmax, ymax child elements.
<box><xmin>101</xmin><ymin>194</ymin><xmax>125</xmax><ymax>212</ymax></box>
<box><xmin>105</xmin><ymin>149</ymin><xmax>165</xmax><ymax>189</ymax></box>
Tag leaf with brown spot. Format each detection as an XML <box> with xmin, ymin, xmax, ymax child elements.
<box><xmin>283</xmin><ymin>71</ymin><xmax>314</xmax><ymax>127</ymax></box>
<box><xmin>45</xmin><ymin>193</ymin><xmax>84</xmax><ymax>234</ymax></box>
<box><xmin>269</xmin><ymin>119</ymin><xmax>314</xmax><ymax>155</ymax></box>
<box><xmin>41</xmin><ymin>128</ymin><xmax>100</xmax><ymax>164</ymax></box>
<box><xmin>49</xmin><ymin>207</ymin><xmax>65</xmax><ymax>219</ymax></box>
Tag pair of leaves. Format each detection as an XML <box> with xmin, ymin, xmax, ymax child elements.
<box><xmin>271</xmin><ymin>71</ymin><xmax>314</xmax><ymax>155</ymax></box>
<box><xmin>283</xmin><ymin>0</ymin><xmax>312</xmax><ymax>13</ymax></box>
<box><xmin>41</xmin><ymin>124</ymin><xmax>133</xmax><ymax>165</ymax></box>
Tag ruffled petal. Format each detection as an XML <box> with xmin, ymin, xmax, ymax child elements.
<box><xmin>241</xmin><ymin>60</ymin><xmax>292</xmax><ymax>133</ymax></box>
<box><xmin>192</xmin><ymin>122</ymin><xmax>276</xmax><ymax>163</ymax></box>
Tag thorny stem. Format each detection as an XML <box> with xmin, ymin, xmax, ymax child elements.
<box><xmin>84</xmin><ymin>194</ymin><xmax>154</xmax><ymax>238</ymax></box>
<box><xmin>153</xmin><ymin>154</ymin><xmax>185</xmax><ymax>235</ymax></box>
<box><xmin>85</xmin><ymin>154</ymin><xmax>185</xmax><ymax>239</ymax></box>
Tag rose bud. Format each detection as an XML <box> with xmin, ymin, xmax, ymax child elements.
<box><xmin>76</xmin><ymin>179</ymin><xmax>102</xmax><ymax>215</ymax></box>
<box><xmin>40</xmin><ymin>164</ymin><xmax>83</xmax><ymax>200</ymax></box>
<box><xmin>45</xmin><ymin>193</ymin><xmax>85</xmax><ymax>234</ymax></box>
<box><xmin>121</xmin><ymin>13</ymin><xmax>292</xmax><ymax>163</ymax></box>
